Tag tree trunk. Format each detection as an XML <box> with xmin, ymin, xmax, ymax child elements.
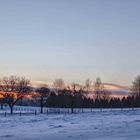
<box><xmin>1</xmin><ymin>104</ymin><xmax>3</xmax><ymax>110</ymax></box>
<box><xmin>40</xmin><ymin>99</ymin><xmax>43</xmax><ymax>114</ymax></box>
<box><xmin>10</xmin><ymin>106</ymin><xmax>13</xmax><ymax>114</ymax></box>
<box><xmin>71</xmin><ymin>96</ymin><xmax>75</xmax><ymax>113</ymax></box>
<box><xmin>40</xmin><ymin>106</ymin><xmax>43</xmax><ymax>114</ymax></box>
<box><xmin>71</xmin><ymin>108</ymin><xmax>74</xmax><ymax>113</ymax></box>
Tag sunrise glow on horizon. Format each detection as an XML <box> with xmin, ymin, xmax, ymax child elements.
<box><xmin>1</xmin><ymin>1</ymin><xmax>140</xmax><ymax>140</ymax></box>
<box><xmin>0</xmin><ymin>0</ymin><xmax>140</xmax><ymax>86</ymax></box>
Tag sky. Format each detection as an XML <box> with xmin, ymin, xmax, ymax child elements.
<box><xmin>0</xmin><ymin>0</ymin><xmax>140</xmax><ymax>86</ymax></box>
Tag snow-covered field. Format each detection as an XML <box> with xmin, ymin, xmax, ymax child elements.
<box><xmin>0</xmin><ymin>108</ymin><xmax>140</xmax><ymax>140</ymax></box>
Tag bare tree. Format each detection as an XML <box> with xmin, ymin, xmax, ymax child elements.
<box><xmin>34</xmin><ymin>86</ymin><xmax>50</xmax><ymax>113</ymax></box>
<box><xmin>0</xmin><ymin>76</ymin><xmax>31</xmax><ymax>114</ymax></box>
<box><xmin>94</xmin><ymin>78</ymin><xmax>104</xmax><ymax>100</ymax></box>
<box><xmin>131</xmin><ymin>75</ymin><xmax>140</xmax><ymax>97</ymax></box>
<box><xmin>70</xmin><ymin>83</ymin><xmax>80</xmax><ymax>113</ymax></box>
<box><xmin>71</xmin><ymin>83</ymin><xmax>80</xmax><ymax>91</ymax></box>
<box><xmin>53</xmin><ymin>79</ymin><xmax>65</xmax><ymax>93</ymax></box>
<box><xmin>94</xmin><ymin>78</ymin><xmax>111</xmax><ymax>109</ymax></box>
<box><xmin>85</xmin><ymin>79</ymin><xmax>92</xmax><ymax>93</ymax></box>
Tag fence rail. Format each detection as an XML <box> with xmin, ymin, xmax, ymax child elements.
<box><xmin>0</xmin><ymin>105</ymin><xmax>137</xmax><ymax>116</ymax></box>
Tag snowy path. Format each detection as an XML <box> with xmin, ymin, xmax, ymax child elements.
<box><xmin>0</xmin><ymin>109</ymin><xmax>140</xmax><ymax>140</ymax></box>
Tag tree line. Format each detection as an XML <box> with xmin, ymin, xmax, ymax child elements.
<box><xmin>0</xmin><ymin>75</ymin><xmax>140</xmax><ymax>114</ymax></box>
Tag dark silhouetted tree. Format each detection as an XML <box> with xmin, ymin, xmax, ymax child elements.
<box><xmin>0</xmin><ymin>76</ymin><xmax>31</xmax><ymax>114</ymax></box>
<box><xmin>53</xmin><ymin>79</ymin><xmax>65</xmax><ymax>93</ymax></box>
<box><xmin>94</xmin><ymin>78</ymin><xmax>104</xmax><ymax>100</ymax></box>
<box><xmin>85</xmin><ymin>79</ymin><xmax>92</xmax><ymax>93</ymax></box>
<box><xmin>131</xmin><ymin>75</ymin><xmax>140</xmax><ymax>98</ymax></box>
<box><xmin>34</xmin><ymin>86</ymin><xmax>50</xmax><ymax>113</ymax></box>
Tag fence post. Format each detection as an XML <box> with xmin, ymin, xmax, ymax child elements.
<box><xmin>35</xmin><ymin>110</ymin><xmax>37</xmax><ymax>116</ymax></box>
<box><xmin>4</xmin><ymin>112</ymin><xmax>7</xmax><ymax>117</ymax></box>
<box><xmin>100</xmin><ymin>108</ymin><xmax>102</xmax><ymax>112</ymax></box>
<box><xmin>82</xmin><ymin>108</ymin><xmax>83</xmax><ymax>113</ymax></box>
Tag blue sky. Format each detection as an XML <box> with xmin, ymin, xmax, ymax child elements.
<box><xmin>0</xmin><ymin>0</ymin><xmax>140</xmax><ymax>85</ymax></box>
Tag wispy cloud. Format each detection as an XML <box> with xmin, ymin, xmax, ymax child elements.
<box><xmin>102</xmin><ymin>83</ymin><xmax>129</xmax><ymax>91</ymax></box>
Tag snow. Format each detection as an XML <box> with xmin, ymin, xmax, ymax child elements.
<box><xmin>0</xmin><ymin>108</ymin><xmax>140</xmax><ymax>140</ymax></box>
